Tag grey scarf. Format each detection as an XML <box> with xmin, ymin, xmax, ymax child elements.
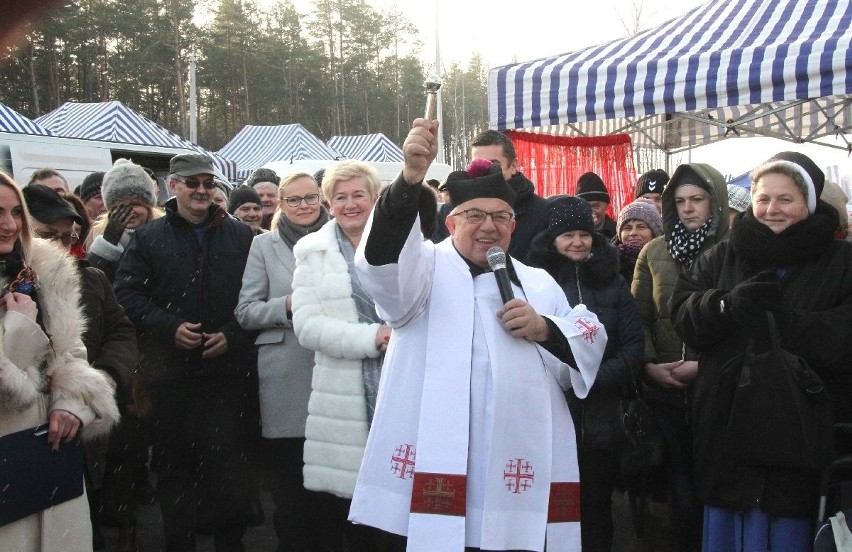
<box><xmin>335</xmin><ymin>223</ymin><xmax>384</xmax><ymax>427</ymax></box>
<box><xmin>277</xmin><ymin>208</ymin><xmax>330</xmax><ymax>250</ymax></box>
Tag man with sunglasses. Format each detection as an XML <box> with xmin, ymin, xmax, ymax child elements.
<box><xmin>348</xmin><ymin>119</ymin><xmax>607</xmax><ymax>552</ymax></box>
<box><xmin>115</xmin><ymin>153</ymin><xmax>259</xmax><ymax>552</ymax></box>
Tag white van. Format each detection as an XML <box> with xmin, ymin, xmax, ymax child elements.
<box><xmin>0</xmin><ymin>131</ymin><xmax>198</xmax><ymax>199</ymax></box>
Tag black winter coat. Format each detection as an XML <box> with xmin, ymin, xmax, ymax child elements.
<box><xmin>670</xmin><ymin>204</ymin><xmax>852</xmax><ymax>517</ymax></box>
<box><xmin>115</xmin><ymin>199</ymin><xmax>257</xmax><ymax>384</ymax></box>
<box><xmin>529</xmin><ymin>231</ymin><xmax>644</xmax><ymax>450</ymax></box>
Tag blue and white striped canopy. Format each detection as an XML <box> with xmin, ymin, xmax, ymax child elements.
<box><xmin>327</xmin><ymin>133</ymin><xmax>404</xmax><ymax>162</ymax></box>
<box><xmin>0</xmin><ymin>103</ymin><xmax>53</xmax><ymax>135</ymax></box>
<box><xmin>490</xmin><ymin>0</ymin><xmax>852</xmax><ymax>151</ymax></box>
<box><xmin>35</xmin><ymin>101</ymin><xmax>237</xmax><ymax>179</ymax></box>
<box><xmin>218</xmin><ymin>124</ymin><xmax>340</xmax><ymax>180</ymax></box>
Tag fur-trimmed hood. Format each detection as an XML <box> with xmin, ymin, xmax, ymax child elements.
<box><xmin>0</xmin><ymin>239</ymin><xmax>119</xmax><ymax>440</ymax></box>
<box><xmin>528</xmin><ymin>230</ymin><xmax>620</xmax><ymax>289</ymax></box>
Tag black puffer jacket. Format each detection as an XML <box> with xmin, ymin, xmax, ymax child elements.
<box><xmin>115</xmin><ymin>199</ymin><xmax>256</xmax><ymax>384</ymax></box>
<box><xmin>529</xmin><ymin>230</ymin><xmax>644</xmax><ymax>450</ymax></box>
<box><xmin>670</xmin><ymin>202</ymin><xmax>852</xmax><ymax>517</ymax></box>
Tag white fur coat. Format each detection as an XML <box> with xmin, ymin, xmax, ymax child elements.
<box><xmin>292</xmin><ymin>220</ymin><xmax>382</xmax><ymax>499</ymax></box>
<box><xmin>0</xmin><ymin>238</ymin><xmax>119</xmax><ymax>551</ymax></box>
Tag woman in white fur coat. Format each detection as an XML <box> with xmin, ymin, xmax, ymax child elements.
<box><xmin>0</xmin><ymin>172</ymin><xmax>120</xmax><ymax>551</ymax></box>
<box><xmin>291</xmin><ymin>161</ymin><xmax>391</xmax><ymax>552</ymax></box>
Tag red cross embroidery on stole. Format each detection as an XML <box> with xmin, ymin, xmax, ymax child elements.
<box><xmin>548</xmin><ymin>482</ymin><xmax>581</xmax><ymax>522</ymax></box>
<box><xmin>574</xmin><ymin>317</ymin><xmax>600</xmax><ymax>344</ymax></box>
<box><xmin>391</xmin><ymin>444</ymin><xmax>416</xmax><ymax>479</ymax></box>
<box><xmin>503</xmin><ymin>458</ymin><xmax>535</xmax><ymax>493</ymax></box>
<box><xmin>410</xmin><ymin>473</ymin><xmax>467</xmax><ymax>516</ymax></box>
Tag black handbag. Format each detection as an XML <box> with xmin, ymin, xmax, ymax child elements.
<box><xmin>723</xmin><ymin>311</ymin><xmax>834</xmax><ymax>470</ymax></box>
<box><xmin>618</xmin><ymin>355</ymin><xmax>664</xmax><ymax>479</ymax></box>
<box><xmin>617</xmin><ymin>355</ymin><xmax>665</xmax><ymax>540</ymax></box>
<box><xmin>0</xmin><ymin>424</ymin><xmax>84</xmax><ymax>526</ymax></box>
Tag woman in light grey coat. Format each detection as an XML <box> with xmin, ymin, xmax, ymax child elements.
<box><xmin>235</xmin><ymin>171</ymin><xmax>329</xmax><ymax>551</ymax></box>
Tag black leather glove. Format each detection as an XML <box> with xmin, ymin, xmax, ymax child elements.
<box><xmin>726</xmin><ymin>270</ymin><xmax>782</xmax><ymax>331</ymax></box>
<box><xmin>103</xmin><ymin>204</ymin><xmax>135</xmax><ymax>245</ymax></box>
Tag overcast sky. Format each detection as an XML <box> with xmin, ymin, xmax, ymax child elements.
<box><xmin>276</xmin><ymin>0</ymin><xmax>852</xmax><ymax>183</ymax></box>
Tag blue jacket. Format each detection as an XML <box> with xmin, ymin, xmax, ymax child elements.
<box><xmin>529</xmin><ymin>230</ymin><xmax>644</xmax><ymax>450</ymax></box>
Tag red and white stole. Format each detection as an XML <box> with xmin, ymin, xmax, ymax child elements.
<box><xmin>350</xmin><ymin>237</ymin><xmax>604</xmax><ymax>551</ymax></box>
<box><xmin>408</xmin><ymin>244</ymin><xmax>591</xmax><ymax>551</ymax></box>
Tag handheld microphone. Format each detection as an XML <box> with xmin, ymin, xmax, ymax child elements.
<box><xmin>486</xmin><ymin>246</ymin><xmax>514</xmax><ymax>305</ymax></box>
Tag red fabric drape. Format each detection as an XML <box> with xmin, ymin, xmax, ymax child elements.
<box><xmin>505</xmin><ymin>131</ymin><xmax>636</xmax><ymax>220</ymax></box>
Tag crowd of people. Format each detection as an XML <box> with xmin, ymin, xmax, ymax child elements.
<box><xmin>0</xmin><ymin>117</ymin><xmax>849</xmax><ymax>552</ymax></box>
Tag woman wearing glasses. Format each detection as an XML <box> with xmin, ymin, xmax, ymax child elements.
<box><xmin>235</xmin><ymin>172</ymin><xmax>330</xmax><ymax>550</ymax></box>
<box><xmin>290</xmin><ymin>161</ymin><xmax>391</xmax><ymax>551</ymax></box>
<box><xmin>0</xmin><ymin>173</ymin><xmax>120</xmax><ymax>550</ymax></box>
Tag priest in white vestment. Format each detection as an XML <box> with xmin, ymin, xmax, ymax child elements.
<box><xmin>349</xmin><ymin>118</ymin><xmax>607</xmax><ymax>552</ymax></box>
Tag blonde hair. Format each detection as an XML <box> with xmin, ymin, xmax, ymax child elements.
<box><xmin>321</xmin><ymin>161</ymin><xmax>380</xmax><ymax>200</ymax></box>
<box><xmin>270</xmin><ymin>172</ymin><xmax>320</xmax><ymax>230</ymax></box>
<box><xmin>0</xmin><ymin>171</ymin><xmax>33</xmax><ymax>258</ymax></box>
<box><xmin>85</xmin><ymin>201</ymin><xmax>164</xmax><ymax>249</ymax></box>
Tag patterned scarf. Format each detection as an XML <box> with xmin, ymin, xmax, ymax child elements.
<box><xmin>666</xmin><ymin>218</ymin><xmax>712</xmax><ymax>271</ymax></box>
<box><xmin>0</xmin><ymin>241</ymin><xmax>39</xmax><ymax>297</ymax></box>
<box><xmin>617</xmin><ymin>241</ymin><xmax>645</xmax><ymax>269</ymax></box>
<box><xmin>335</xmin><ymin>224</ymin><xmax>384</xmax><ymax>427</ymax></box>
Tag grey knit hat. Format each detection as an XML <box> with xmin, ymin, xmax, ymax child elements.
<box><xmin>245</xmin><ymin>168</ymin><xmax>280</xmax><ymax>188</ymax></box>
<box><xmin>102</xmin><ymin>159</ymin><xmax>157</xmax><ymax>210</ymax></box>
<box><xmin>726</xmin><ymin>184</ymin><xmax>751</xmax><ymax>213</ymax></box>
<box><xmin>617</xmin><ymin>197</ymin><xmax>663</xmax><ymax>238</ymax></box>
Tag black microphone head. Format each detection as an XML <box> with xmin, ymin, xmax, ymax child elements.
<box><xmin>486</xmin><ymin>246</ymin><xmax>507</xmax><ymax>271</ymax></box>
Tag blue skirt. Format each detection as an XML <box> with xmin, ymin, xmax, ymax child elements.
<box><xmin>702</xmin><ymin>505</ymin><xmax>813</xmax><ymax>552</ymax></box>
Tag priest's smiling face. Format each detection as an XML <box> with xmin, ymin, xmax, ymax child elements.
<box><xmin>447</xmin><ymin>197</ymin><xmax>516</xmax><ymax>269</ymax></box>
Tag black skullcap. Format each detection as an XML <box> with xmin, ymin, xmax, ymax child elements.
<box><xmin>443</xmin><ymin>163</ymin><xmax>516</xmax><ymax>209</ymax></box>
<box><xmin>576</xmin><ymin>172</ymin><xmax>610</xmax><ymax>204</ymax></box>
<box><xmin>228</xmin><ymin>185</ymin><xmax>262</xmax><ymax>214</ymax></box>
<box><xmin>79</xmin><ymin>171</ymin><xmax>105</xmax><ymax>202</ymax></box>
<box><xmin>546</xmin><ymin>196</ymin><xmax>595</xmax><ymax>241</ymax></box>
<box><xmin>635</xmin><ymin>169</ymin><xmax>668</xmax><ymax>198</ymax></box>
